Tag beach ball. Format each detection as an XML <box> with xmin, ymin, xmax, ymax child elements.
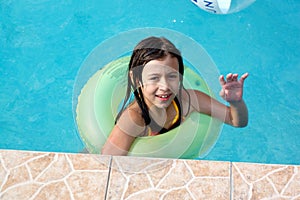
<box><xmin>191</xmin><ymin>0</ymin><xmax>256</xmax><ymax>14</ymax></box>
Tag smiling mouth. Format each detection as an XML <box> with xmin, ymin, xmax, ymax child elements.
<box><xmin>155</xmin><ymin>94</ymin><xmax>172</xmax><ymax>101</ymax></box>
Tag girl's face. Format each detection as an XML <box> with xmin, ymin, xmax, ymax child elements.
<box><xmin>140</xmin><ymin>54</ymin><xmax>180</xmax><ymax>109</ymax></box>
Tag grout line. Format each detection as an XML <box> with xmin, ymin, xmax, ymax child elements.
<box><xmin>104</xmin><ymin>156</ymin><xmax>113</xmax><ymax>200</ymax></box>
<box><xmin>230</xmin><ymin>162</ymin><xmax>233</xmax><ymax>200</ymax></box>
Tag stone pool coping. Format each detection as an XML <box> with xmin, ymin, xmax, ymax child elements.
<box><xmin>0</xmin><ymin>149</ymin><xmax>299</xmax><ymax>199</ymax></box>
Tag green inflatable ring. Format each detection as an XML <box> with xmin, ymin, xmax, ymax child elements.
<box><xmin>76</xmin><ymin>56</ymin><xmax>222</xmax><ymax>159</ymax></box>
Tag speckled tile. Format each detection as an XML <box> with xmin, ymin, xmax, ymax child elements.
<box><xmin>232</xmin><ymin>162</ymin><xmax>300</xmax><ymax>199</ymax></box>
<box><xmin>106</xmin><ymin>156</ymin><xmax>230</xmax><ymax>199</ymax></box>
<box><xmin>0</xmin><ymin>150</ymin><xmax>111</xmax><ymax>200</ymax></box>
<box><xmin>1</xmin><ymin>150</ymin><xmax>299</xmax><ymax>200</ymax></box>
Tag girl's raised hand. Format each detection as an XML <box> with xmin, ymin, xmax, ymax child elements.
<box><xmin>219</xmin><ymin>73</ymin><xmax>248</xmax><ymax>102</ymax></box>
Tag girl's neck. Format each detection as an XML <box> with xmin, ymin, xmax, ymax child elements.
<box><xmin>148</xmin><ymin>105</ymin><xmax>168</xmax><ymax>127</ymax></box>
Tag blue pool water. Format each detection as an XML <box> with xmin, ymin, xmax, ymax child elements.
<box><xmin>1</xmin><ymin>0</ymin><xmax>299</xmax><ymax>165</ymax></box>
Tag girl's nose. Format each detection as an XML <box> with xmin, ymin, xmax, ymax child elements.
<box><xmin>158</xmin><ymin>77</ymin><xmax>170</xmax><ymax>91</ymax></box>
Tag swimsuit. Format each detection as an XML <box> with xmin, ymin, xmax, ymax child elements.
<box><xmin>147</xmin><ymin>98</ymin><xmax>181</xmax><ymax>136</ymax></box>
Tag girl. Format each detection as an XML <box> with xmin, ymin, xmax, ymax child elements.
<box><xmin>101</xmin><ymin>36</ymin><xmax>248</xmax><ymax>156</ymax></box>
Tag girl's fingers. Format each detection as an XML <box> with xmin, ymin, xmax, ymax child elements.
<box><xmin>220</xmin><ymin>72</ymin><xmax>248</xmax><ymax>85</ymax></box>
<box><xmin>232</xmin><ymin>74</ymin><xmax>238</xmax><ymax>81</ymax></box>
<box><xmin>240</xmin><ymin>73</ymin><xmax>249</xmax><ymax>80</ymax></box>
<box><xmin>219</xmin><ymin>75</ymin><xmax>226</xmax><ymax>86</ymax></box>
<box><xmin>240</xmin><ymin>73</ymin><xmax>249</xmax><ymax>84</ymax></box>
<box><xmin>226</xmin><ymin>73</ymin><xmax>233</xmax><ymax>82</ymax></box>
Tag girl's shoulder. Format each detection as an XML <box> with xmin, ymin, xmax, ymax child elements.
<box><xmin>121</xmin><ymin>102</ymin><xmax>144</xmax><ymax>125</ymax></box>
<box><xmin>181</xmin><ymin>89</ymin><xmax>211</xmax><ymax>115</ymax></box>
<box><xmin>180</xmin><ymin>89</ymin><xmax>195</xmax><ymax>115</ymax></box>
<box><xmin>116</xmin><ymin>102</ymin><xmax>146</xmax><ymax>137</ymax></box>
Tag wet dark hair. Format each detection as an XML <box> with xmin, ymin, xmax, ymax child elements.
<box><xmin>116</xmin><ymin>36</ymin><xmax>188</xmax><ymax>131</ymax></box>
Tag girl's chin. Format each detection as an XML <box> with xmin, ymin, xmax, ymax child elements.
<box><xmin>154</xmin><ymin>98</ymin><xmax>173</xmax><ymax>108</ymax></box>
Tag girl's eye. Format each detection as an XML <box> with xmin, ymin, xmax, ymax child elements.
<box><xmin>168</xmin><ymin>74</ymin><xmax>178</xmax><ymax>79</ymax></box>
<box><xmin>149</xmin><ymin>76</ymin><xmax>159</xmax><ymax>81</ymax></box>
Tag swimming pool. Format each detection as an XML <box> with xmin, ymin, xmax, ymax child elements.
<box><xmin>1</xmin><ymin>0</ymin><xmax>299</xmax><ymax>165</ymax></box>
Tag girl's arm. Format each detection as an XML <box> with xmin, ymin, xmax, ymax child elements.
<box><xmin>219</xmin><ymin>73</ymin><xmax>248</xmax><ymax>127</ymax></box>
<box><xmin>101</xmin><ymin>109</ymin><xmax>145</xmax><ymax>155</ymax></box>
<box><xmin>101</xmin><ymin>125</ymin><xmax>136</xmax><ymax>155</ymax></box>
<box><xmin>187</xmin><ymin>73</ymin><xmax>248</xmax><ymax>127</ymax></box>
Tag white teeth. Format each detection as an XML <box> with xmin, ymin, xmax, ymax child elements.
<box><xmin>156</xmin><ymin>94</ymin><xmax>170</xmax><ymax>98</ymax></box>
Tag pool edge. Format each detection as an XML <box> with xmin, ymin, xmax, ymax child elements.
<box><xmin>0</xmin><ymin>149</ymin><xmax>299</xmax><ymax>199</ymax></box>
